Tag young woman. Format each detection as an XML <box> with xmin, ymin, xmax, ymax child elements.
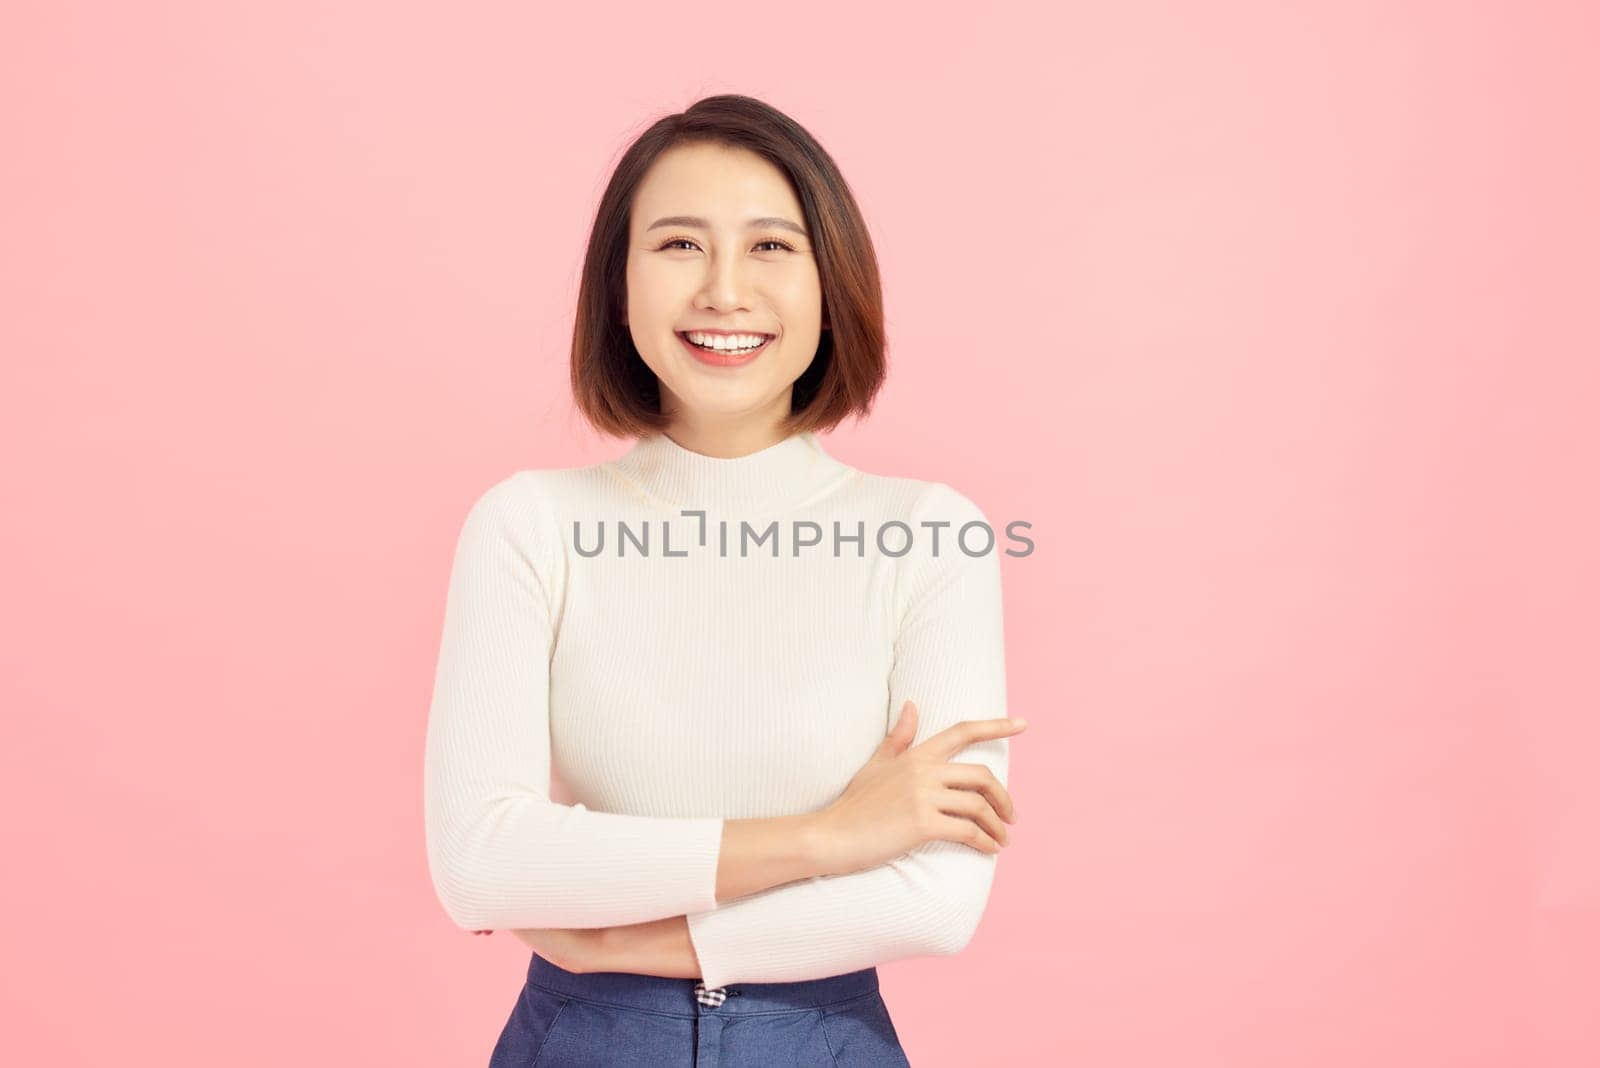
<box><xmin>424</xmin><ymin>93</ymin><xmax>1026</xmax><ymax>1067</ymax></box>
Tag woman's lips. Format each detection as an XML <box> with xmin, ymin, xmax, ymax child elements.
<box><xmin>677</xmin><ymin>332</ymin><xmax>773</xmax><ymax>367</ymax></box>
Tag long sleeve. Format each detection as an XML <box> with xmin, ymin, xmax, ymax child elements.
<box><xmin>423</xmin><ymin>474</ymin><xmax>725</xmax><ymax>931</ymax></box>
<box><xmin>684</xmin><ymin>482</ymin><xmax>1011</xmax><ymax>987</ymax></box>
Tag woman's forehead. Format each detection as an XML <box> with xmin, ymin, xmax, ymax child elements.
<box><xmin>634</xmin><ymin>144</ymin><xmax>801</xmax><ymax>218</ymax></box>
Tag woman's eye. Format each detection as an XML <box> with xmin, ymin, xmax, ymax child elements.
<box><xmin>655</xmin><ymin>237</ymin><xmax>796</xmax><ymax>253</ymax></box>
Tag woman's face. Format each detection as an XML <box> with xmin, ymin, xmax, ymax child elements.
<box><xmin>625</xmin><ymin>142</ymin><xmax>825</xmax><ymax>432</ymax></box>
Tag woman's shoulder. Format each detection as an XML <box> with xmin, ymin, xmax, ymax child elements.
<box><xmin>837</xmin><ymin>465</ymin><xmax>993</xmax><ymax>527</ymax></box>
<box><xmin>456</xmin><ymin>467</ymin><xmax>552</xmax><ymax>511</ymax></box>
<box><xmin>450</xmin><ymin>465</ymin><xmax>592</xmax><ymax>542</ymax></box>
<box><xmin>452</xmin><ymin>458</ymin><xmax>648</xmax><ymax>543</ymax></box>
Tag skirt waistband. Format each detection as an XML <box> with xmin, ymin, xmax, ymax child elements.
<box><xmin>524</xmin><ymin>952</ymin><xmax>880</xmax><ymax>1017</ymax></box>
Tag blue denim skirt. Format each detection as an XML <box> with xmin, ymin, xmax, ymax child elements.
<box><xmin>488</xmin><ymin>951</ymin><xmax>912</xmax><ymax>1067</ymax></box>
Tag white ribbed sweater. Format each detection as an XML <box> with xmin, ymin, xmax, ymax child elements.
<box><xmin>423</xmin><ymin>430</ymin><xmax>1010</xmax><ymax>988</ymax></box>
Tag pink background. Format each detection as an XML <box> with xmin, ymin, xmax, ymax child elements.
<box><xmin>2</xmin><ymin>2</ymin><xmax>1595</xmax><ymax>1065</ymax></box>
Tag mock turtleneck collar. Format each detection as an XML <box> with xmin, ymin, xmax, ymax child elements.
<box><xmin>605</xmin><ymin>430</ymin><xmax>849</xmax><ymax>512</ymax></box>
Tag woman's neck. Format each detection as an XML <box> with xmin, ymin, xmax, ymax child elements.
<box><xmin>605</xmin><ymin>427</ymin><xmax>847</xmax><ymax>512</ymax></box>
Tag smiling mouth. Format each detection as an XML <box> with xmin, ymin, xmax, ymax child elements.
<box><xmin>676</xmin><ymin>331</ymin><xmax>774</xmax><ymax>355</ymax></box>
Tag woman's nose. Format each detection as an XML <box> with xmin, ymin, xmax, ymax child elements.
<box><xmin>697</xmin><ymin>260</ymin><xmax>753</xmax><ymax>310</ymax></box>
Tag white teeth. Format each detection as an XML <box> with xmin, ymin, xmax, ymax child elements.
<box><xmin>685</xmin><ymin>331</ymin><xmax>769</xmax><ymax>352</ymax></box>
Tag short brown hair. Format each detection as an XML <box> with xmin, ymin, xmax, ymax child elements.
<box><xmin>571</xmin><ymin>94</ymin><xmax>888</xmax><ymax>439</ymax></box>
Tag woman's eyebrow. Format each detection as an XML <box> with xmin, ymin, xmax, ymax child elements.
<box><xmin>646</xmin><ymin>215</ymin><xmax>808</xmax><ymax>237</ymax></box>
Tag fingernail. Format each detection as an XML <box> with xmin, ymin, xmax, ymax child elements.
<box><xmin>1010</xmin><ymin>718</ymin><xmax>1027</xmax><ymax>728</ymax></box>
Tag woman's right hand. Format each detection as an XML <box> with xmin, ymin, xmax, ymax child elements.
<box><xmin>808</xmin><ymin>699</ymin><xmax>1026</xmax><ymax>878</ymax></box>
